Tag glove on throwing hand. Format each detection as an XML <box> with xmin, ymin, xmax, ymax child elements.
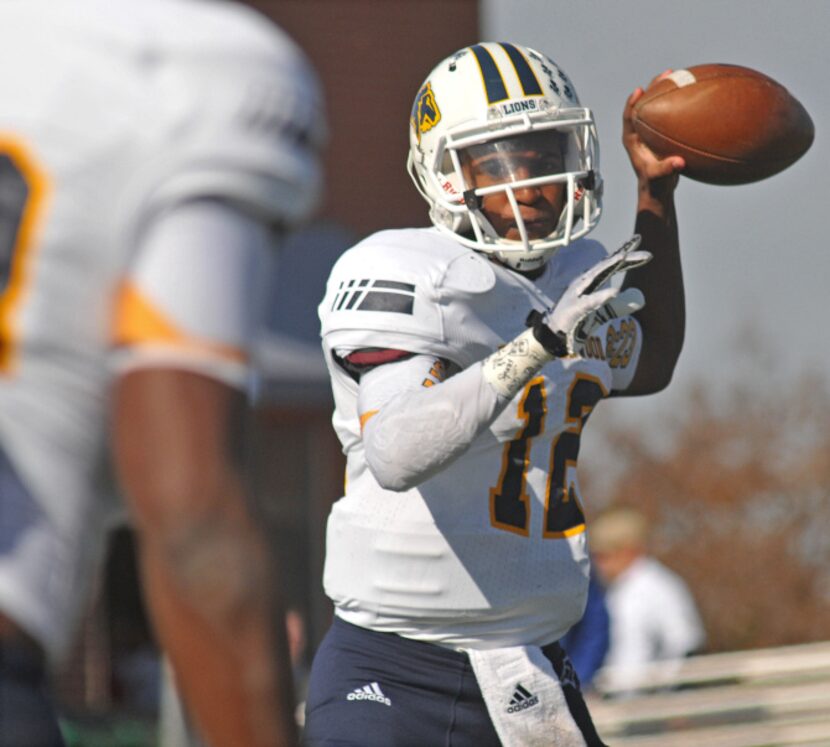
<box><xmin>529</xmin><ymin>234</ymin><xmax>651</xmax><ymax>356</ymax></box>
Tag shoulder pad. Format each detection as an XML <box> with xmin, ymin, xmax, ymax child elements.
<box><xmin>319</xmin><ymin>228</ymin><xmax>471</xmax><ymax>358</ymax></box>
<box><xmin>135</xmin><ymin>18</ymin><xmax>324</xmax><ymax>229</ymax></box>
<box><xmin>440</xmin><ymin>250</ymin><xmax>496</xmax><ymax>296</ymax></box>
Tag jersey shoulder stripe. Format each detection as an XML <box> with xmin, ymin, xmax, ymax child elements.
<box><xmin>319</xmin><ymin>228</ymin><xmax>481</xmax><ymax>358</ymax></box>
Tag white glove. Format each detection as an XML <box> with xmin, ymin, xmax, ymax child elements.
<box><xmin>574</xmin><ymin>287</ymin><xmax>645</xmax><ymax>346</ymax></box>
<box><xmin>481</xmin><ymin>235</ymin><xmax>651</xmax><ymax>399</ymax></box>
<box><xmin>529</xmin><ymin>235</ymin><xmax>651</xmax><ymax>356</ymax></box>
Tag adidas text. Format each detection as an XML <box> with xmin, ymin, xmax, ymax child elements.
<box><xmin>507</xmin><ymin>695</ymin><xmax>539</xmax><ymax>713</ymax></box>
<box><xmin>347</xmin><ymin>682</ymin><xmax>391</xmax><ymax>706</ymax></box>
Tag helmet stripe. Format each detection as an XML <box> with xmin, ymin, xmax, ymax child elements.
<box><xmin>470</xmin><ymin>44</ymin><xmax>508</xmax><ymax>103</ymax></box>
<box><xmin>499</xmin><ymin>43</ymin><xmax>543</xmax><ymax>96</ymax></box>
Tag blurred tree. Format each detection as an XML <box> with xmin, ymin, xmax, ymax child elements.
<box><xmin>587</xmin><ymin>370</ymin><xmax>830</xmax><ymax>653</ymax></box>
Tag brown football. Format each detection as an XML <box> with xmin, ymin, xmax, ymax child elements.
<box><xmin>631</xmin><ymin>64</ymin><xmax>814</xmax><ymax>185</ymax></box>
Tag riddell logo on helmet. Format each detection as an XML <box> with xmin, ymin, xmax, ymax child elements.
<box><xmin>440</xmin><ymin>177</ymin><xmax>458</xmax><ymax>195</ymax></box>
<box><xmin>411</xmin><ymin>82</ymin><xmax>441</xmax><ymax>143</ymax></box>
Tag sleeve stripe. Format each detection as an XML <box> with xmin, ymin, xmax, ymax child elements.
<box><xmin>359</xmin><ymin>409</ymin><xmax>379</xmax><ymax>431</ymax></box>
<box><xmin>112</xmin><ymin>282</ymin><xmax>248</xmax><ymax>364</ymax></box>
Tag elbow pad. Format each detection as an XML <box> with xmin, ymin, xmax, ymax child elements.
<box><xmin>358</xmin><ymin>356</ymin><xmax>506</xmax><ymax>491</ymax></box>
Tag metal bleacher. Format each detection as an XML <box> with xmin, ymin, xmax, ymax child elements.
<box><xmin>587</xmin><ymin>640</ymin><xmax>830</xmax><ymax>747</ymax></box>
<box><xmin>155</xmin><ymin>641</ymin><xmax>830</xmax><ymax>747</ymax></box>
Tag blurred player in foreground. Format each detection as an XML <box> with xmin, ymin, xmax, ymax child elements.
<box><xmin>308</xmin><ymin>43</ymin><xmax>685</xmax><ymax>746</ymax></box>
<box><xmin>0</xmin><ymin>1</ymin><xmax>324</xmax><ymax>745</ymax></box>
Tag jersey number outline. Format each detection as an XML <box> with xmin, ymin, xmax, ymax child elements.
<box><xmin>489</xmin><ymin>374</ymin><xmax>606</xmax><ymax>538</ymax></box>
<box><xmin>0</xmin><ymin>138</ymin><xmax>50</xmax><ymax>373</ymax></box>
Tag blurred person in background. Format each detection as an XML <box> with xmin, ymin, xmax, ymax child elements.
<box><xmin>590</xmin><ymin>506</ymin><xmax>705</xmax><ymax>695</ymax></box>
<box><xmin>0</xmin><ymin>1</ymin><xmax>324</xmax><ymax>745</ymax></box>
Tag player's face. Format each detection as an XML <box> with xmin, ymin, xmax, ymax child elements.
<box><xmin>460</xmin><ymin>132</ymin><xmax>568</xmax><ymax>242</ymax></box>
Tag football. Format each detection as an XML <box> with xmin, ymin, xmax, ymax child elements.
<box><xmin>631</xmin><ymin>64</ymin><xmax>814</xmax><ymax>185</ymax></box>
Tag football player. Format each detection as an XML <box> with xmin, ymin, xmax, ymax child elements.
<box><xmin>0</xmin><ymin>1</ymin><xmax>324</xmax><ymax>745</ymax></box>
<box><xmin>307</xmin><ymin>43</ymin><xmax>684</xmax><ymax>746</ymax></box>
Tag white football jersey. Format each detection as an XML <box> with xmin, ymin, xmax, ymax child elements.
<box><xmin>319</xmin><ymin>227</ymin><xmax>642</xmax><ymax>650</ymax></box>
<box><xmin>0</xmin><ymin>0</ymin><xmax>323</xmax><ymax>661</ymax></box>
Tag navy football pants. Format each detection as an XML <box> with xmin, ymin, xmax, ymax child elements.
<box><xmin>303</xmin><ymin>617</ymin><xmax>606</xmax><ymax>746</ymax></box>
<box><xmin>0</xmin><ymin>444</ymin><xmax>66</xmax><ymax>747</ymax></box>
<box><xmin>0</xmin><ymin>642</ymin><xmax>66</xmax><ymax>747</ymax></box>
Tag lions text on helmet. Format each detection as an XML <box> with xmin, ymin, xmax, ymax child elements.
<box><xmin>407</xmin><ymin>42</ymin><xmax>602</xmax><ymax>272</ymax></box>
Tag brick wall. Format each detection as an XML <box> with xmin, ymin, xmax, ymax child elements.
<box><xmin>247</xmin><ymin>0</ymin><xmax>479</xmax><ymax>236</ymax></box>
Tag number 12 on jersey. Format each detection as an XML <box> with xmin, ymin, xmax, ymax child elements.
<box><xmin>489</xmin><ymin>374</ymin><xmax>606</xmax><ymax>538</ymax></box>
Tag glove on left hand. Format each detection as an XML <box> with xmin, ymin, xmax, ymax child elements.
<box><xmin>529</xmin><ymin>234</ymin><xmax>651</xmax><ymax>356</ymax></box>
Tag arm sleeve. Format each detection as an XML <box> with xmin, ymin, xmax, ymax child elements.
<box><xmin>356</xmin><ymin>353</ymin><xmax>511</xmax><ymax>492</ymax></box>
<box><xmin>111</xmin><ymin>199</ymin><xmax>277</xmax><ymax>389</ymax></box>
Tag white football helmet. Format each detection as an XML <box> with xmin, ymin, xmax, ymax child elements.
<box><xmin>407</xmin><ymin>42</ymin><xmax>602</xmax><ymax>271</ymax></box>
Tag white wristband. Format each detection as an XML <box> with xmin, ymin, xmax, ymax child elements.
<box><xmin>480</xmin><ymin>328</ymin><xmax>554</xmax><ymax>399</ymax></box>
